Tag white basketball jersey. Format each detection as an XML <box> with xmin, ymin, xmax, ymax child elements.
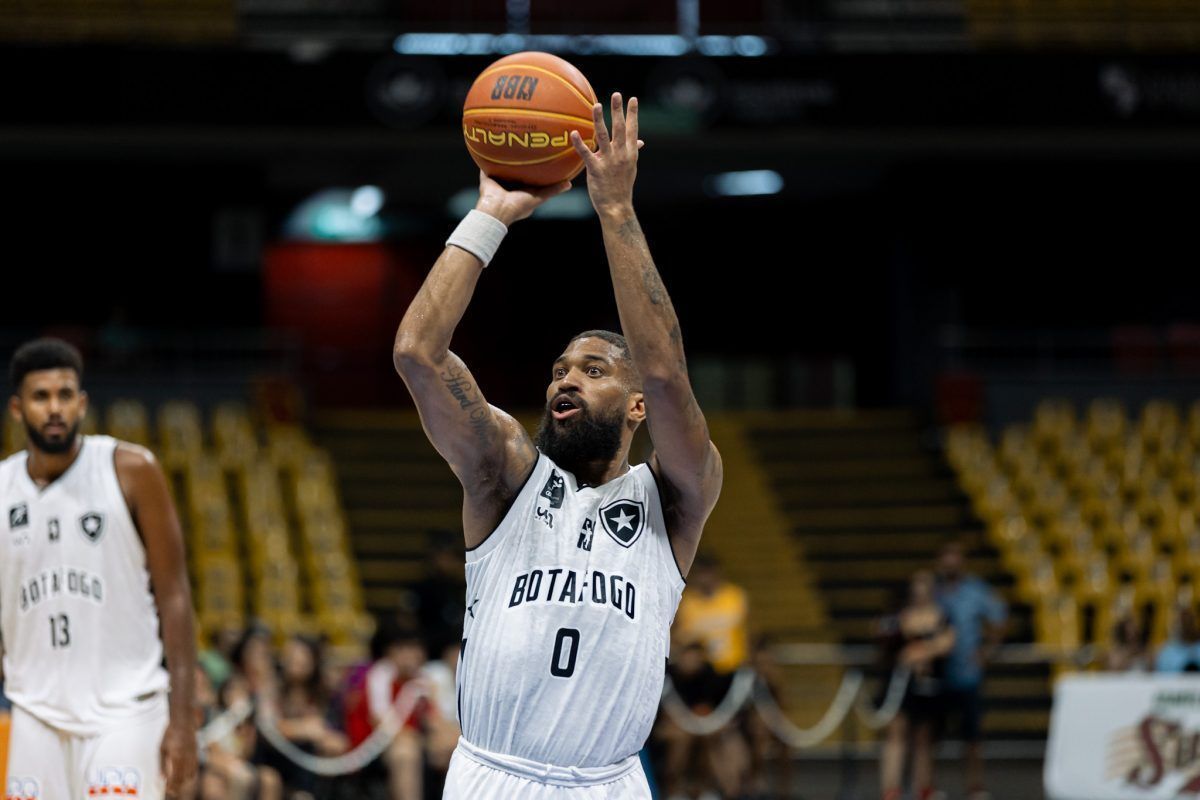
<box><xmin>457</xmin><ymin>453</ymin><xmax>686</xmax><ymax>768</ymax></box>
<box><xmin>0</xmin><ymin>435</ymin><xmax>169</xmax><ymax>735</ymax></box>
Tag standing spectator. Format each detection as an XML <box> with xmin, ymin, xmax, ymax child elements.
<box><xmin>879</xmin><ymin>570</ymin><xmax>956</xmax><ymax>800</ymax></box>
<box><xmin>1155</xmin><ymin>605</ymin><xmax>1200</xmax><ymax>672</ymax></box>
<box><xmin>935</xmin><ymin>540</ymin><xmax>1007</xmax><ymax>800</ymax></box>
<box><xmin>674</xmin><ymin>554</ymin><xmax>749</xmax><ymax>676</ymax></box>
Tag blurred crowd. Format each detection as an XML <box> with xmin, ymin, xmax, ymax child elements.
<box><xmin>873</xmin><ymin>541</ymin><xmax>1007</xmax><ymax>800</ymax></box>
<box><xmin>191</xmin><ymin>535</ymin><xmax>467</xmax><ymax>799</ymax></box>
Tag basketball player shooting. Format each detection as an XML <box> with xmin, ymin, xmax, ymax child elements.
<box><xmin>393</xmin><ymin>93</ymin><xmax>722</xmax><ymax>798</ymax></box>
<box><xmin>1</xmin><ymin>340</ymin><xmax>198</xmax><ymax>798</ymax></box>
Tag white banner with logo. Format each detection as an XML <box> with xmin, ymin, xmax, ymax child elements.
<box><xmin>1046</xmin><ymin>674</ymin><xmax>1200</xmax><ymax>800</ymax></box>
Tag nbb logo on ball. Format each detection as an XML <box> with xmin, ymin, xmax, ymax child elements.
<box><xmin>490</xmin><ymin>74</ymin><xmax>540</xmax><ymax>102</ymax></box>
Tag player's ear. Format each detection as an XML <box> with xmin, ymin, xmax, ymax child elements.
<box><xmin>78</xmin><ymin>389</ymin><xmax>89</xmax><ymax>420</ymax></box>
<box><xmin>8</xmin><ymin>393</ymin><xmax>21</xmax><ymax>423</ymax></box>
<box><xmin>628</xmin><ymin>390</ymin><xmax>646</xmax><ymax>423</ymax></box>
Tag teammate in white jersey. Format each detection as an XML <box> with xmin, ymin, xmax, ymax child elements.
<box><xmin>2</xmin><ymin>338</ymin><xmax>198</xmax><ymax>798</ymax></box>
<box><xmin>393</xmin><ymin>93</ymin><xmax>722</xmax><ymax>798</ymax></box>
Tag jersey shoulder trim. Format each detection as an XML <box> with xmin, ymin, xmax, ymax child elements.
<box><xmin>465</xmin><ymin>453</ymin><xmax>545</xmax><ymax>562</ymax></box>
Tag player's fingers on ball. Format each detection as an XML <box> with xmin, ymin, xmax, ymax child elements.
<box><xmin>590</xmin><ymin>103</ymin><xmax>609</xmax><ymax>150</ymax></box>
<box><xmin>610</xmin><ymin>92</ymin><xmax>625</xmax><ymax>146</ymax></box>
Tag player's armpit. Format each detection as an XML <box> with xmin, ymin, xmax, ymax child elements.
<box><xmin>394</xmin><ymin>350</ymin><xmax>537</xmax><ymax>536</ymax></box>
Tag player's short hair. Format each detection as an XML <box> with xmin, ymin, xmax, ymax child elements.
<box><xmin>568</xmin><ymin>329</ymin><xmax>641</xmax><ymax>390</ymax></box>
<box><xmin>9</xmin><ymin>338</ymin><xmax>84</xmax><ymax>393</ymax></box>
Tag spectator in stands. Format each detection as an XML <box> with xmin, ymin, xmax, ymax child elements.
<box><xmin>1155</xmin><ymin>605</ymin><xmax>1200</xmax><ymax>672</ymax></box>
<box><xmin>674</xmin><ymin>554</ymin><xmax>750</xmax><ymax>677</ymax></box>
<box><xmin>197</xmin><ymin>664</ymin><xmax>283</xmax><ymax>800</ymax></box>
<box><xmin>344</xmin><ymin>620</ymin><xmax>429</xmax><ymax>800</ymax></box>
<box><xmin>408</xmin><ymin>531</ymin><xmax>467</xmax><ymax>658</ymax></box>
<box><xmin>261</xmin><ymin>635</ymin><xmax>350</xmax><ymax>795</ymax></box>
<box><xmin>1107</xmin><ymin>610</ymin><xmax>1149</xmax><ymax>672</ymax></box>
<box><xmin>658</xmin><ymin>640</ymin><xmax>748</xmax><ymax>800</ymax></box>
<box><xmin>935</xmin><ymin>540</ymin><xmax>1007</xmax><ymax>800</ymax></box>
<box><xmin>744</xmin><ymin>636</ymin><xmax>792</xmax><ymax>800</ymax></box>
<box><xmin>878</xmin><ymin>570</ymin><xmax>956</xmax><ymax>800</ymax></box>
<box><xmin>419</xmin><ymin>639</ymin><xmax>463</xmax><ymax>787</ymax></box>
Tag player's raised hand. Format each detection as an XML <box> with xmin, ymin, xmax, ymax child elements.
<box><xmin>571</xmin><ymin>92</ymin><xmax>645</xmax><ymax>218</ymax></box>
<box><xmin>161</xmin><ymin>719</ymin><xmax>198</xmax><ymax>798</ymax></box>
<box><xmin>474</xmin><ymin>170</ymin><xmax>571</xmax><ymax>227</ymax></box>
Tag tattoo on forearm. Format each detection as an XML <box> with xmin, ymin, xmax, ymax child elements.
<box><xmin>441</xmin><ymin>364</ymin><xmax>492</xmax><ymax>445</ymax></box>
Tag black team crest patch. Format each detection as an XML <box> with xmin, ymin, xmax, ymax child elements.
<box><xmin>600</xmin><ymin>499</ymin><xmax>645</xmax><ymax>548</ymax></box>
<box><xmin>79</xmin><ymin>512</ymin><xmax>105</xmax><ymax>543</ymax></box>
<box><xmin>540</xmin><ymin>470</ymin><xmax>565</xmax><ymax>509</ymax></box>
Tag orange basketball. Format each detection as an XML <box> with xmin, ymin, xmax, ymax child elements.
<box><xmin>462</xmin><ymin>52</ymin><xmax>597</xmax><ymax>187</ymax></box>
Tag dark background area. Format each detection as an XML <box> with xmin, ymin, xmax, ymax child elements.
<box><xmin>3</xmin><ymin>5</ymin><xmax>1199</xmax><ymax>410</ymax></box>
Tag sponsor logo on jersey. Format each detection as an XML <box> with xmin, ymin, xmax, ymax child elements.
<box><xmin>6</xmin><ymin>776</ymin><xmax>41</xmax><ymax>799</ymax></box>
<box><xmin>540</xmin><ymin>470</ymin><xmax>565</xmax><ymax>509</ymax></box>
<box><xmin>600</xmin><ymin>499</ymin><xmax>645</xmax><ymax>547</ymax></box>
<box><xmin>86</xmin><ymin>767</ymin><xmax>140</xmax><ymax>796</ymax></box>
<box><xmin>576</xmin><ymin>517</ymin><xmax>595</xmax><ymax>551</ymax></box>
<box><xmin>79</xmin><ymin>511</ymin><xmax>105</xmax><ymax>543</ymax></box>
<box><xmin>18</xmin><ymin>567</ymin><xmax>105</xmax><ymax>612</ymax></box>
<box><xmin>507</xmin><ymin>567</ymin><xmax>636</xmax><ymax>621</ymax></box>
<box><xmin>9</xmin><ymin>503</ymin><xmax>28</xmax><ymax>529</ymax></box>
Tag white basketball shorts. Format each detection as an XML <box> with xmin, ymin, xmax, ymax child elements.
<box><xmin>6</xmin><ymin>697</ymin><xmax>168</xmax><ymax>800</ymax></box>
<box><xmin>443</xmin><ymin>738</ymin><xmax>651</xmax><ymax>799</ymax></box>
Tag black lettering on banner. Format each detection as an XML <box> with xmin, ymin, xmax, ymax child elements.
<box><xmin>509</xmin><ymin>574</ymin><xmax>528</xmax><ymax>607</ymax></box>
<box><xmin>550</xmin><ymin>627</ymin><xmax>580</xmax><ymax>678</ymax></box>
<box><xmin>491</xmin><ymin>76</ymin><xmax>507</xmax><ymax>100</ymax></box>
<box><xmin>526</xmin><ymin>569</ymin><xmax>543</xmax><ymax>602</ymax></box>
<box><xmin>592</xmin><ymin>571</ymin><xmax>606</xmax><ymax>604</ymax></box>
<box><xmin>49</xmin><ymin>614</ymin><xmax>69</xmax><ymax>648</ymax></box>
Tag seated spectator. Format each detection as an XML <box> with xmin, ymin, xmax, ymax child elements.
<box><xmin>1156</xmin><ymin>606</ymin><xmax>1200</xmax><ymax>672</ymax></box>
<box><xmin>744</xmin><ymin>636</ymin><xmax>791</xmax><ymax>800</ymax></box>
<box><xmin>673</xmin><ymin>554</ymin><xmax>749</xmax><ymax>677</ymax></box>
<box><xmin>197</xmin><ymin>665</ymin><xmax>283</xmax><ymax>800</ymax></box>
<box><xmin>658</xmin><ymin>641</ymin><xmax>749</xmax><ymax>800</ymax></box>
<box><xmin>1107</xmin><ymin>611</ymin><xmax>1149</xmax><ymax>672</ymax></box>
<box><xmin>419</xmin><ymin>639</ymin><xmax>462</xmax><ymax>782</ymax></box>
<box><xmin>260</xmin><ymin>635</ymin><xmax>350</xmax><ymax>795</ymax></box>
<box><xmin>344</xmin><ymin>621</ymin><xmax>429</xmax><ymax>800</ymax></box>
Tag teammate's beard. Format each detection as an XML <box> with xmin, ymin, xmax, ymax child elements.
<box><xmin>25</xmin><ymin>420</ymin><xmax>79</xmax><ymax>455</ymax></box>
<box><xmin>534</xmin><ymin>404</ymin><xmax>624</xmax><ymax>471</ymax></box>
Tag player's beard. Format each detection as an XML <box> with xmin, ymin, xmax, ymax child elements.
<box><xmin>535</xmin><ymin>402</ymin><xmax>624</xmax><ymax>472</ymax></box>
<box><xmin>25</xmin><ymin>419</ymin><xmax>80</xmax><ymax>455</ymax></box>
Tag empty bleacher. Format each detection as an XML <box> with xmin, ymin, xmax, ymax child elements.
<box><xmin>1</xmin><ymin>400</ymin><xmax>369</xmax><ymax>650</ymax></box>
<box><xmin>744</xmin><ymin>409</ymin><xmax>1050</xmax><ymax>740</ymax></box>
<box><xmin>949</xmin><ymin>398</ymin><xmax>1200</xmax><ymax>657</ymax></box>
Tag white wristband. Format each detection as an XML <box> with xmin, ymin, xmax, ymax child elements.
<box><xmin>446</xmin><ymin>209</ymin><xmax>508</xmax><ymax>267</ymax></box>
